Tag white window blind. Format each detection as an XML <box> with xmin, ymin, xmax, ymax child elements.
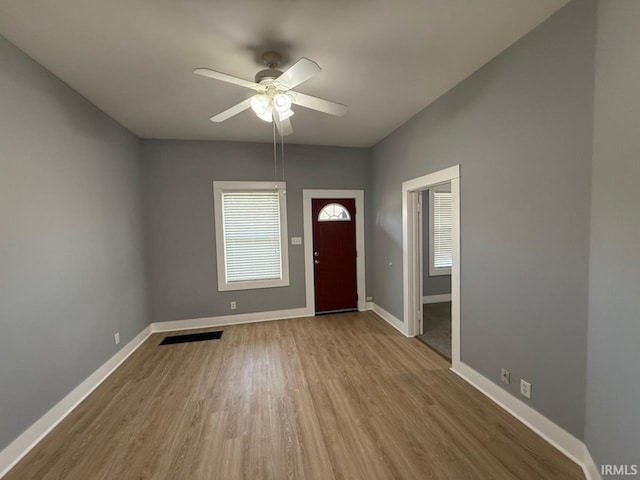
<box><xmin>221</xmin><ymin>191</ymin><xmax>283</xmax><ymax>283</ymax></box>
<box><xmin>432</xmin><ymin>191</ymin><xmax>453</xmax><ymax>269</ymax></box>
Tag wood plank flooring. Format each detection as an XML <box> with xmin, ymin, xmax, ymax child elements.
<box><xmin>4</xmin><ymin>312</ymin><xmax>584</xmax><ymax>480</ymax></box>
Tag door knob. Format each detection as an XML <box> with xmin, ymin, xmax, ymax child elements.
<box><xmin>314</xmin><ymin>252</ymin><xmax>319</xmax><ymax>257</ymax></box>
<box><xmin>314</xmin><ymin>260</ymin><xmax>320</xmax><ymax>265</ymax></box>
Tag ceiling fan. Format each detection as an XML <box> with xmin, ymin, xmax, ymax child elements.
<box><xmin>194</xmin><ymin>51</ymin><xmax>347</xmax><ymax>136</ymax></box>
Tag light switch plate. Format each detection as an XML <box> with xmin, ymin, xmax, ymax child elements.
<box><xmin>291</xmin><ymin>237</ymin><xmax>302</xmax><ymax>245</ymax></box>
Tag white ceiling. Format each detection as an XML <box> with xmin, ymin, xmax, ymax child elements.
<box><xmin>0</xmin><ymin>0</ymin><xmax>568</xmax><ymax>147</ymax></box>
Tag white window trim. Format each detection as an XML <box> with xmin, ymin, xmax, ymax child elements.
<box><xmin>213</xmin><ymin>181</ymin><xmax>289</xmax><ymax>291</ymax></box>
<box><xmin>428</xmin><ymin>185</ymin><xmax>452</xmax><ymax>277</ymax></box>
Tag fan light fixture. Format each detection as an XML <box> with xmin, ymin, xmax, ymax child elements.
<box><xmin>273</xmin><ymin>93</ymin><xmax>292</xmax><ymax>113</ymax></box>
<box><xmin>250</xmin><ymin>93</ymin><xmax>293</xmax><ymax>123</ymax></box>
<box><xmin>250</xmin><ymin>95</ymin><xmax>269</xmax><ymax>114</ymax></box>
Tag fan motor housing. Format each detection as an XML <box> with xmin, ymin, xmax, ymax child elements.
<box><xmin>255</xmin><ymin>68</ymin><xmax>283</xmax><ymax>84</ymax></box>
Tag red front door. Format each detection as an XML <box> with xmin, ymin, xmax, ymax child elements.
<box><xmin>312</xmin><ymin>198</ymin><xmax>357</xmax><ymax>314</ymax></box>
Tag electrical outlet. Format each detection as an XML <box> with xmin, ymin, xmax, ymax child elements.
<box><xmin>520</xmin><ymin>379</ymin><xmax>532</xmax><ymax>399</ymax></box>
<box><xmin>114</xmin><ymin>332</ymin><xmax>120</xmax><ymax>345</ymax></box>
<box><xmin>230</xmin><ymin>301</ymin><xmax>237</xmax><ymax>310</ymax></box>
<box><xmin>501</xmin><ymin>368</ymin><xmax>510</xmax><ymax>385</ymax></box>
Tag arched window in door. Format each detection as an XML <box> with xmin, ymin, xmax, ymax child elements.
<box><xmin>317</xmin><ymin>203</ymin><xmax>351</xmax><ymax>221</ymax></box>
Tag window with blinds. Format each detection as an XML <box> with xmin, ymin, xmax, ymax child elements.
<box><xmin>213</xmin><ymin>182</ymin><xmax>289</xmax><ymax>291</ymax></box>
<box><xmin>429</xmin><ymin>187</ymin><xmax>453</xmax><ymax>275</ymax></box>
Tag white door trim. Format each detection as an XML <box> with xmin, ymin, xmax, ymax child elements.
<box><xmin>303</xmin><ymin>189</ymin><xmax>366</xmax><ymax>314</ymax></box>
<box><xmin>402</xmin><ymin>165</ymin><xmax>461</xmax><ymax>367</ymax></box>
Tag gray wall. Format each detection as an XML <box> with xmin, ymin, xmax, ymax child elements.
<box><xmin>141</xmin><ymin>140</ymin><xmax>370</xmax><ymax>322</ymax></box>
<box><xmin>0</xmin><ymin>36</ymin><xmax>148</xmax><ymax>450</ymax></box>
<box><xmin>422</xmin><ymin>190</ymin><xmax>452</xmax><ymax>297</ymax></box>
<box><xmin>370</xmin><ymin>0</ymin><xmax>595</xmax><ymax>438</ymax></box>
<box><xmin>585</xmin><ymin>0</ymin><xmax>640</xmax><ymax>473</ymax></box>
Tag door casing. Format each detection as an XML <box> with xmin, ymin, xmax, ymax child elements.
<box><xmin>303</xmin><ymin>189</ymin><xmax>366</xmax><ymax>314</ymax></box>
<box><xmin>402</xmin><ymin>165</ymin><xmax>461</xmax><ymax>368</ymax></box>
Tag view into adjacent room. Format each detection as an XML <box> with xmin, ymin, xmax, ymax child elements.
<box><xmin>419</xmin><ymin>186</ymin><xmax>452</xmax><ymax>359</ymax></box>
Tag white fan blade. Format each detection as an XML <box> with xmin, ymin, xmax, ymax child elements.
<box><xmin>194</xmin><ymin>68</ymin><xmax>259</xmax><ymax>90</ymax></box>
<box><xmin>210</xmin><ymin>97</ymin><xmax>253</xmax><ymax>122</ymax></box>
<box><xmin>289</xmin><ymin>91</ymin><xmax>347</xmax><ymax>117</ymax></box>
<box><xmin>275</xmin><ymin>58</ymin><xmax>321</xmax><ymax>90</ymax></box>
<box><xmin>274</xmin><ymin>111</ymin><xmax>294</xmax><ymax>136</ymax></box>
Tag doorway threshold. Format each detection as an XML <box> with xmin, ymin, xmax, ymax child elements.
<box><xmin>315</xmin><ymin>308</ymin><xmax>358</xmax><ymax>316</ymax></box>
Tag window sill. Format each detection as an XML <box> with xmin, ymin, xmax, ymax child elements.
<box><xmin>218</xmin><ymin>278</ymin><xmax>290</xmax><ymax>292</ymax></box>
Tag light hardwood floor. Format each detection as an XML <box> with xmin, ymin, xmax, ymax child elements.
<box><xmin>5</xmin><ymin>312</ymin><xmax>584</xmax><ymax>480</ymax></box>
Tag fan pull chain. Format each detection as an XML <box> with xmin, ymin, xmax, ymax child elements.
<box><xmin>272</xmin><ymin>121</ymin><xmax>278</xmax><ymax>184</ymax></box>
<box><xmin>281</xmin><ymin>130</ymin><xmax>285</xmax><ymax>182</ymax></box>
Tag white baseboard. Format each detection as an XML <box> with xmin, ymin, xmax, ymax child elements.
<box><xmin>151</xmin><ymin>307</ymin><xmax>313</xmax><ymax>333</ymax></box>
<box><xmin>451</xmin><ymin>362</ymin><xmax>600</xmax><ymax>480</ymax></box>
<box><xmin>0</xmin><ymin>325</ymin><xmax>152</xmax><ymax>479</ymax></box>
<box><xmin>368</xmin><ymin>302</ymin><xmax>409</xmax><ymax>337</ymax></box>
<box><xmin>422</xmin><ymin>294</ymin><xmax>452</xmax><ymax>304</ymax></box>
<box><xmin>582</xmin><ymin>445</ymin><xmax>602</xmax><ymax>480</ymax></box>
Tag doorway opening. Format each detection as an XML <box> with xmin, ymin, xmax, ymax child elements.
<box><xmin>418</xmin><ymin>186</ymin><xmax>452</xmax><ymax>359</ymax></box>
<box><xmin>303</xmin><ymin>190</ymin><xmax>366</xmax><ymax>315</ymax></box>
<box><xmin>402</xmin><ymin>166</ymin><xmax>460</xmax><ymax>368</ymax></box>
